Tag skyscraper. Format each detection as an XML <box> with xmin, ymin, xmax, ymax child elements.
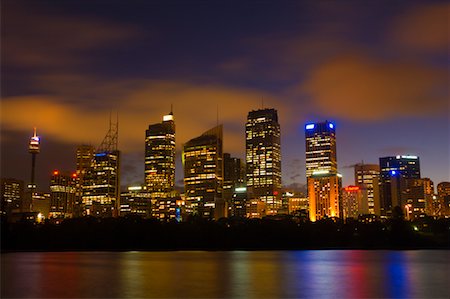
<box><xmin>183</xmin><ymin>125</ymin><xmax>223</xmax><ymax>219</ymax></box>
<box><xmin>223</xmin><ymin>153</ymin><xmax>245</xmax><ymax>216</ymax></box>
<box><xmin>145</xmin><ymin>111</ymin><xmax>176</xmax><ymax>195</ymax></box>
<box><xmin>75</xmin><ymin>145</ymin><xmax>95</xmax><ymax>217</ymax></box>
<box><xmin>82</xmin><ymin>117</ymin><xmax>120</xmax><ymax>217</ymax></box>
<box><xmin>246</xmin><ymin>108</ymin><xmax>281</xmax><ymax>215</ymax></box>
<box><xmin>379</xmin><ymin>155</ymin><xmax>420</xmax><ymax>217</ymax></box>
<box><xmin>305</xmin><ymin>121</ymin><xmax>337</xmax><ymax>178</ymax></box>
<box><xmin>354</xmin><ymin>163</ymin><xmax>380</xmax><ymax>215</ymax></box>
<box><xmin>305</xmin><ymin>121</ymin><xmax>341</xmax><ymax>221</ymax></box>
<box><xmin>49</xmin><ymin>171</ymin><xmax>76</xmax><ymax>219</ymax></box>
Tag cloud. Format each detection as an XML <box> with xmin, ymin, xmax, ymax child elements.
<box><xmin>2</xmin><ymin>1</ymin><xmax>139</xmax><ymax>69</ymax></box>
<box><xmin>1</xmin><ymin>80</ymin><xmax>290</xmax><ymax>156</ymax></box>
<box><xmin>299</xmin><ymin>54</ymin><xmax>448</xmax><ymax>121</ymax></box>
<box><xmin>390</xmin><ymin>3</ymin><xmax>449</xmax><ymax>53</ymax></box>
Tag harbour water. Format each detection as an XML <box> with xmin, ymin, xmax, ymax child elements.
<box><xmin>1</xmin><ymin>250</ymin><xmax>449</xmax><ymax>298</ymax></box>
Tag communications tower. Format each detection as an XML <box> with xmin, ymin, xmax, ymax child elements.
<box><xmin>28</xmin><ymin>128</ymin><xmax>40</xmax><ymax>192</ymax></box>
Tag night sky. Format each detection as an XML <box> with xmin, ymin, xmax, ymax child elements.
<box><xmin>1</xmin><ymin>0</ymin><xmax>448</xmax><ymax>190</ymax></box>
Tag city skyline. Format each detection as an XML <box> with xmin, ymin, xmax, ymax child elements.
<box><xmin>1</xmin><ymin>0</ymin><xmax>448</xmax><ymax>190</ymax></box>
<box><xmin>2</xmin><ymin>107</ymin><xmax>449</xmax><ymax>192</ymax></box>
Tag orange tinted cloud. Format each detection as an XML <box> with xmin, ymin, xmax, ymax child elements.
<box><xmin>390</xmin><ymin>3</ymin><xmax>449</xmax><ymax>53</ymax></box>
<box><xmin>1</xmin><ymin>81</ymin><xmax>289</xmax><ymax>155</ymax></box>
<box><xmin>300</xmin><ymin>54</ymin><xmax>448</xmax><ymax>121</ymax></box>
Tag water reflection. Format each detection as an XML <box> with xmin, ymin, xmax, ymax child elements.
<box><xmin>1</xmin><ymin>250</ymin><xmax>448</xmax><ymax>298</ymax></box>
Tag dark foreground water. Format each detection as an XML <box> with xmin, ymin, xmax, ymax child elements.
<box><xmin>1</xmin><ymin>250</ymin><xmax>449</xmax><ymax>298</ymax></box>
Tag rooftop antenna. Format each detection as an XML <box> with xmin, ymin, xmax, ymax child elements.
<box><xmin>170</xmin><ymin>103</ymin><xmax>173</xmax><ymax>115</ymax></box>
<box><xmin>216</xmin><ymin>104</ymin><xmax>219</xmax><ymax>127</ymax></box>
<box><xmin>98</xmin><ymin>110</ymin><xmax>118</xmax><ymax>152</ymax></box>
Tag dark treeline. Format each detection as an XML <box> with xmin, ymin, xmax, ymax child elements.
<box><xmin>1</xmin><ymin>215</ymin><xmax>449</xmax><ymax>251</ymax></box>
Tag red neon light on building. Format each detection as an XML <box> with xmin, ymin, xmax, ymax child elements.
<box><xmin>345</xmin><ymin>186</ymin><xmax>360</xmax><ymax>192</ymax></box>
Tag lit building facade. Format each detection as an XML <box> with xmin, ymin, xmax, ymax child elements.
<box><xmin>150</xmin><ymin>191</ymin><xmax>182</xmax><ymax>221</ymax></box>
<box><xmin>31</xmin><ymin>192</ymin><xmax>51</xmax><ymax>219</ymax></box>
<box><xmin>145</xmin><ymin>112</ymin><xmax>176</xmax><ymax>195</ymax></box>
<box><xmin>223</xmin><ymin>153</ymin><xmax>245</xmax><ymax>216</ymax></box>
<box><xmin>246</xmin><ymin>199</ymin><xmax>266</xmax><ymax>218</ymax></box>
<box><xmin>246</xmin><ymin>109</ymin><xmax>281</xmax><ymax>215</ymax></box>
<box><xmin>305</xmin><ymin>121</ymin><xmax>337</xmax><ymax>178</ymax></box>
<box><xmin>354</xmin><ymin>163</ymin><xmax>380</xmax><ymax>215</ymax></box>
<box><xmin>82</xmin><ymin>150</ymin><xmax>120</xmax><ymax>217</ymax></box>
<box><xmin>49</xmin><ymin>171</ymin><xmax>77</xmax><ymax>219</ymax></box>
<box><xmin>342</xmin><ymin>185</ymin><xmax>366</xmax><ymax>219</ymax></box>
<box><xmin>436</xmin><ymin>182</ymin><xmax>450</xmax><ymax>217</ymax></box>
<box><xmin>288</xmin><ymin>196</ymin><xmax>309</xmax><ymax>215</ymax></box>
<box><xmin>82</xmin><ymin>117</ymin><xmax>120</xmax><ymax>217</ymax></box>
<box><xmin>230</xmin><ymin>187</ymin><xmax>247</xmax><ymax>218</ymax></box>
<box><xmin>422</xmin><ymin>178</ymin><xmax>435</xmax><ymax>216</ymax></box>
<box><xmin>391</xmin><ymin>178</ymin><xmax>427</xmax><ymax>220</ymax></box>
<box><xmin>307</xmin><ymin>173</ymin><xmax>342</xmax><ymax>221</ymax></box>
<box><xmin>0</xmin><ymin>178</ymin><xmax>24</xmax><ymax>218</ymax></box>
<box><xmin>305</xmin><ymin>121</ymin><xmax>341</xmax><ymax>221</ymax></box>
<box><xmin>379</xmin><ymin>155</ymin><xmax>420</xmax><ymax>217</ymax></box>
<box><xmin>183</xmin><ymin>125</ymin><xmax>224</xmax><ymax>219</ymax></box>
<box><xmin>120</xmin><ymin>186</ymin><xmax>152</xmax><ymax>218</ymax></box>
<box><xmin>75</xmin><ymin>145</ymin><xmax>95</xmax><ymax>217</ymax></box>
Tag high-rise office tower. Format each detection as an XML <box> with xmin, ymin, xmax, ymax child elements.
<box><xmin>305</xmin><ymin>121</ymin><xmax>341</xmax><ymax>221</ymax></box>
<box><xmin>76</xmin><ymin>145</ymin><xmax>95</xmax><ymax>176</ymax></box>
<box><xmin>145</xmin><ymin>111</ymin><xmax>176</xmax><ymax>195</ymax></box>
<box><xmin>82</xmin><ymin>117</ymin><xmax>120</xmax><ymax>217</ymax></box>
<box><xmin>223</xmin><ymin>153</ymin><xmax>245</xmax><ymax>216</ymax></box>
<box><xmin>25</xmin><ymin>128</ymin><xmax>40</xmax><ymax>212</ymax></box>
<box><xmin>49</xmin><ymin>171</ymin><xmax>77</xmax><ymax>219</ymax></box>
<box><xmin>379</xmin><ymin>155</ymin><xmax>420</xmax><ymax>217</ymax></box>
<box><xmin>354</xmin><ymin>163</ymin><xmax>380</xmax><ymax>215</ymax></box>
<box><xmin>183</xmin><ymin>125</ymin><xmax>223</xmax><ymax>219</ymax></box>
<box><xmin>0</xmin><ymin>178</ymin><xmax>24</xmax><ymax>218</ymax></box>
<box><xmin>246</xmin><ymin>109</ymin><xmax>281</xmax><ymax>215</ymax></box>
<box><xmin>305</xmin><ymin>121</ymin><xmax>337</xmax><ymax>178</ymax></box>
<box><xmin>75</xmin><ymin>145</ymin><xmax>95</xmax><ymax>217</ymax></box>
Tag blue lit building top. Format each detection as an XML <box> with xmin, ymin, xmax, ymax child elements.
<box><xmin>305</xmin><ymin>120</ymin><xmax>337</xmax><ymax>177</ymax></box>
<box><xmin>379</xmin><ymin>155</ymin><xmax>421</xmax><ymax>179</ymax></box>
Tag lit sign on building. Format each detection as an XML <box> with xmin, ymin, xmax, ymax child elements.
<box><xmin>345</xmin><ymin>186</ymin><xmax>360</xmax><ymax>192</ymax></box>
<box><xmin>305</xmin><ymin>124</ymin><xmax>315</xmax><ymax>130</ymax></box>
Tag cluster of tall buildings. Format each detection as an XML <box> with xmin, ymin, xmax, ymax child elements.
<box><xmin>1</xmin><ymin>108</ymin><xmax>449</xmax><ymax>223</ymax></box>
